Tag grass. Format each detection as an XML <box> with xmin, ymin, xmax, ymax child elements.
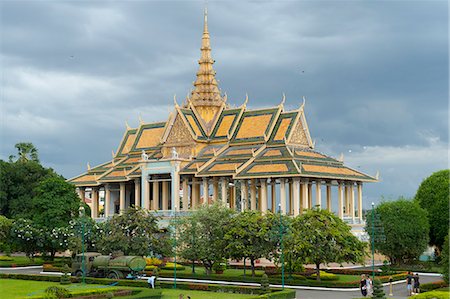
<box><xmin>0</xmin><ymin>279</ymin><xmax>258</xmax><ymax>299</ymax></box>
<box><xmin>0</xmin><ymin>256</ymin><xmax>70</xmax><ymax>267</ymax></box>
<box><xmin>0</xmin><ymin>279</ymin><xmax>122</xmax><ymax>298</ymax></box>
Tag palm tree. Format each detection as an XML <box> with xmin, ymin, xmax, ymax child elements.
<box><xmin>9</xmin><ymin>142</ymin><xmax>40</xmax><ymax>163</ymax></box>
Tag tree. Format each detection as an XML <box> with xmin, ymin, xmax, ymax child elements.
<box><xmin>31</xmin><ymin>176</ymin><xmax>81</xmax><ymax>229</ymax></box>
<box><xmin>441</xmin><ymin>232</ymin><xmax>449</xmax><ymax>283</ymax></box>
<box><xmin>0</xmin><ymin>216</ymin><xmax>13</xmax><ymax>254</ymax></box>
<box><xmin>177</xmin><ymin>216</ymin><xmax>202</xmax><ymax>273</ymax></box>
<box><xmin>10</xmin><ymin>219</ymin><xmax>44</xmax><ymax>259</ymax></box>
<box><xmin>68</xmin><ymin>216</ymin><xmax>103</xmax><ymax>255</ymax></box>
<box><xmin>177</xmin><ymin>203</ymin><xmax>235</xmax><ymax>275</ymax></box>
<box><xmin>0</xmin><ymin>159</ymin><xmax>55</xmax><ymax>218</ymax></box>
<box><xmin>224</xmin><ymin>211</ymin><xmax>275</xmax><ymax>276</ymax></box>
<box><xmin>415</xmin><ymin>169</ymin><xmax>450</xmax><ymax>251</ymax></box>
<box><xmin>286</xmin><ymin>208</ymin><xmax>366</xmax><ymax>281</ymax></box>
<box><xmin>366</xmin><ymin>199</ymin><xmax>429</xmax><ymax>264</ymax></box>
<box><xmin>372</xmin><ymin>279</ymin><xmax>386</xmax><ymax>299</ymax></box>
<box><xmin>9</xmin><ymin>142</ymin><xmax>40</xmax><ymax>163</ymax></box>
<box><xmin>98</xmin><ymin>207</ymin><xmax>169</xmax><ymax>256</ymax></box>
<box><xmin>41</xmin><ymin>227</ymin><xmax>71</xmax><ymax>260</ymax></box>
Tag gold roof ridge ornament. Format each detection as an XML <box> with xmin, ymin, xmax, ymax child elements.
<box><xmin>375</xmin><ymin>170</ymin><xmax>380</xmax><ymax>180</ymax></box>
<box><xmin>125</xmin><ymin>121</ymin><xmax>131</xmax><ymax>130</ymax></box>
<box><xmin>280</xmin><ymin>93</ymin><xmax>286</xmax><ymax>108</ymax></box>
<box><xmin>87</xmin><ymin>162</ymin><xmax>91</xmax><ymax>171</ymax></box>
<box><xmin>138</xmin><ymin>114</ymin><xmax>144</xmax><ymax>125</ymax></box>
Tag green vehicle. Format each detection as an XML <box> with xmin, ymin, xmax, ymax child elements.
<box><xmin>72</xmin><ymin>252</ymin><xmax>146</xmax><ymax>279</ymax></box>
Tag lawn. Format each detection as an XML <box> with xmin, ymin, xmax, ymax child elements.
<box><xmin>0</xmin><ymin>256</ymin><xmax>70</xmax><ymax>267</ymax></box>
<box><xmin>0</xmin><ymin>279</ymin><xmax>258</xmax><ymax>299</ymax></box>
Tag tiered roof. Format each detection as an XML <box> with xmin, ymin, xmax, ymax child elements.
<box><xmin>68</xmin><ymin>8</ymin><xmax>376</xmax><ymax>187</ymax></box>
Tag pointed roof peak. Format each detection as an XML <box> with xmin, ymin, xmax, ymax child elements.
<box><xmin>189</xmin><ymin>7</ymin><xmax>224</xmax><ymax>108</ymax></box>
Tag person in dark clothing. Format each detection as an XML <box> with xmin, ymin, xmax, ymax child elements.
<box><xmin>414</xmin><ymin>273</ymin><xmax>420</xmax><ymax>294</ymax></box>
<box><xmin>406</xmin><ymin>271</ymin><xmax>413</xmax><ymax>296</ymax></box>
<box><xmin>360</xmin><ymin>274</ymin><xmax>368</xmax><ymax>297</ymax></box>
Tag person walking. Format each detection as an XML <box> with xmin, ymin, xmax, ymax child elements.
<box><xmin>147</xmin><ymin>275</ymin><xmax>155</xmax><ymax>289</ymax></box>
<box><xmin>360</xmin><ymin>274</ymin><xmax>368</xmax><ymax>297</ymax></box>
<box><xmin>406</xmin><ymin>271</ymin><xmax>413</xmax><ymax>296</ymax></box>
<box><xmin>414</xmin><ymin>273</ymin><xmax>420</xmax><ymax>294</ymax></box>
<box><xmin>366</xmin><ymin>275</ymin><xmax>373</xmax><ymax>297</ymax></box>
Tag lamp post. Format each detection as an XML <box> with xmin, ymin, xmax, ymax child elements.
<box><xmin>79</xmin><ymin>206</ymin><xmax>86</xmax><ymax>285</ymax></box>
<box><xmin>371</xmin><ymin>202</ymin><xmax>375</xmax><ymax>280</ymax></box>
<box><xmin>172</xmin><ymin>205</ymin><xmax>177</xmax><ymax>289</ymax></box>
<box><xmin>278</xmin><ymin>203</ymin><xmax>285</xmax><ymax>290</ymax></box>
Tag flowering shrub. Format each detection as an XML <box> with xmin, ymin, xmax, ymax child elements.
<box><xmin>10</xmin><ymin>219</ymin><xmax>43</xmax><ymax>258</ymax></box>
<box><xmin>145</xmin><ymin>257</ymin><xmax>163</xmax><ymax>266</ymax></box>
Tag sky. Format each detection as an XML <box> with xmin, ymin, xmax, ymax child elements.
<box><xmin>0</xmin><ymin>0</ymin><xmax>448</xmax><ymax>208</ymax></box>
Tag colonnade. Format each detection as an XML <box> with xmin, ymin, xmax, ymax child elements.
<box><xmin>77</xmin><ymin>176</ymin><xmax>364</xmax><ymax>223</ymax></box>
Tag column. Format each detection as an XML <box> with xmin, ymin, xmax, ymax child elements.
<box><xmin>241</xmin><ymin>180</ymin><xmax>248</xmax><ymax>211</ymax></box>
<box><xmin>162</xmin><ymin>181</ymin><xmax>169</xmax><ymax>210</ymax></box>
<box><xmin>119</xmin><ymin>182</ymin><xmax>126</xmax><ymax>214</ymax></box>
<box><xmin>293</xmin><ymin>178</ymin><xmax>300</xmax><ymax>216</ymax></box>
<box><xmin>250</xmin><ymin>179</ymin><xmax>257</xmax><ymax>211</ymax></box>
<box><xmin>144</xmin><ymin>179</ymin><xmax>150</xmax><ymax>210</ymax></box>
<box><xmin>271</xmin><ymin>180</ymin><xmax>276</xmax><ymax>212</ymax></box>
<box><xmin>77</xmin><ymin>187</ymin><xmax>85</xmax><ymax>202</ymax></box>
<box><xmin>202</xmin><ymin>178</ymin><xmax>209</xmax><ymax>205</ymax></box>
<box><xmin>260</xmin><ymin>179</ymin><xmax>268</xmax><ymax>213</ymax></box>
<box><xmin>172</xmin><ymin>173</ymin><xmax>180</xmax><ymax>212</ymax></box>
<box><xmin>308</xmin><ymin>182</ymin><xmax>313</xmax><ymax>209</ymax></box>
<box><xmin>192</xmin><ymin>177</ymin><xmax>199</xmax><ymax>209</ymax></box>
<box><xmin>350</xmin><ymin>182</ymin><xmax>355</xmax><ymax>222</ymax></box>
<box><xmin>104</xmin><ymin>184</ymin><xmax>111</xmax><ymax>218</ymax></box>
<box><xmin>344</xmin><ymin>184</ymin><xmax>349</xmax><ymax>216</ymax></box>
<box><xmin>357</xmin><ymin>182</ymin><xmax>363</xmax><ymax>222</ymax></box>
<box><xmin>338</xmin><ymin>182</ymin><xmax>344</xmax><ymax>219</ymax></box>
<box><xmin>326</xmin><ymin>183</ymin><xmax>332</xmax><ymax>212</ymax></box>
<box><xmin>134</xmin><ymin>179</ymin><xmax>140</xmax><ymax>207</ymax></box>
<box><xmin>152</xmin><ymin>181</ymin><xmax>160</xmax><ymax>210</ymax></box>
<box><xmin>91</xmin><ymin>188</ymin><xmax>99</xmax><ymax>218</ymax></box>
<box><xmin>301</xmin><ymin>180</ymin><xmax>309</xmax><ymax>213</ymax></box>
<box><xmin>315</xmin><ymin>181</ymin><xmax>322</xmax><ymax>209</ymax></box>
<box><xmin>280</xmin><ymin>179</ymin><xmax>286</xmax><ymax>214</ymax></box>
<box><xmin>212</xmin><ymin>178</ymin><xmax>219</xmax><ymax>202</ymax></box>
<box><xmin>221</xmin><ymin>178</ymin><xmax>228</xmax><ymax>205</ymax></box>
<box><xmin>289</xmin><ymin>180</ymin><xmax>293</xmax><ymax>215</ymax></box>
<box><xmin>182</xmin><ymin>178</ymin><xmax>189</xmax><ymax>210</ymax></box>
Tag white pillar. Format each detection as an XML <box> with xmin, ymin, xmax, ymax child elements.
<box><xmin>172</xmin><ymin>172</ymin><xmax>180</xmax><ymax>212</ymax></box>
<box><xmin>192</xmin><ymin>177</ymin><xmax>199</xmax><ymax>209</ymax></box>
<box><xmin>338</xmin><ymin>182</ymin><xmax>344</xmax><ymax>219</ymax></box>
<box><xmin>119</xmin><ymin>182</ymin><xmax>126</xmax><ymax>214</ymax></box>
<box><xmin>241</xmin><ymin>180</ymin><xmax>248</xmax><ymax>211</ymax></box>
<box><xmin>182</xmin><ymin>178</ymin><xmax>189</xmax><ymax>210</ymax></box>
<box><xmin>350</xmin><ymin>182</ymin><xmax>355</xmax><ymax>222</ymax></box>
<box><xmin>202</xmin><ymin>178</ymin><xmax>209</xmax><ymax>205</ymax></box>
<box><xmin>293</xmin><ymin>178</ymin><xmax>300</xmax><ymax>216</ymax></box>
<box><xmin>271</xmin><ymin>180</ymin><xmax>276</xmax><ymax>212</ymax></box>
<box><xmin>104</xmin><ymin>184</ymin><xmax>111</xmax><ymax>218</ymax></box>
<box><xmin>280</xmin><ymin>179</ymin><xmax>287</xmax><ymax>214</ymax></box>
<box><xmin>250</xmin><ymin>179</ymin><xmax>257</xmax><ymax>211</ymax></box>
<box><xmin>326</xmin><ymin>183</ymin><xmax>332</xmax><ymax>212</ymax></box>
<box><xmin>344</xmin><ymin>184</ymin><xmax>350</xmax><ymax>216</ymax></box>
<box><xmin>91</xmin><ymin>188</ymin><xmax>98</xmax><ymax>218</ymax></box>
<box><xmin>77</xmin><ymin>187</ymin><xmax>85</xmax><ymax>202</ymax></box>
<box><xmin>315</xmin><ymin>181</ymin><xmax>322</xmax><ymax>209</ymax></box>
<box><xmin>213</xmin><ymin>178</ymin><xmax>219</xmax><ymax>202</ymax></box>
<box><xmin>152</xmin><ymin>181</ymin><xmax>159</xmax><ymax>210</ymax></box>
<box><xmin>144</xmin><ymin>179</ymin><xmax>150</xmax><ymax>210</ymax></box>
<box><xmin>134</xmin><ymin>179</ymin><xmax>140</xmax><ymax>207</ymax></box>
<box><xmin>162</xmin><ymin>181</ymin><xmax>169</xmax><ymax>210</ymax></box>
<box><xmin>357</xmin><ymin>182</ymin><xmax>363</xmax><ymax>222</ymax></box>
<box><xmin>308</xmin><ymin>182</ymin><xmax>313</xmax><ymax>210</ymax></box>
<box><xmin>221</xmin><ymin>178</ymin><xmax>228</xmax><ymax>205</ymax></box>
<box><xmin>260</xmin><ymin>179</ymin><xmax>268</xmax><ymax>213</ymax></box>
<box><xmin>301</xmin><ymin>180</ymin><xmax>309</xmax><ymax>213</ymax></box>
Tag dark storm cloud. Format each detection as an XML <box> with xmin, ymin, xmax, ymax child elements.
<box><xmin>0</xmin><ymin>0</ymin><xmax>447</xmax><ymax>205</ymax></box>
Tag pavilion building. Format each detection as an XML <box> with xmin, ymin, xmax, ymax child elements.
<box><xmin>69</xmin><ymin>9</ymin><xmax>377</xmax><ymax>227</ymax></box>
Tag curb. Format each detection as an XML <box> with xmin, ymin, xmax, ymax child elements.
<box><xmin>0</xmin><ymin>266</ymin><xmax>43</xmax><ymax>270</ymax></box>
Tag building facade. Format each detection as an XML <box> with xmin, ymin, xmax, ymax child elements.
<box><xmin>69</xmin><ymin>10</ymin><xmax>377</xmax><ymax>226</ymax></box>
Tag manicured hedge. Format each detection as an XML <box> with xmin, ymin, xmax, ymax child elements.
<box><xmin>27</xmin><ymin>288</ymin><xmax>133</xmax><ymax>299</ymax></box>
<box><xmin>414</xmin><ymin>291</ymin><xmax>450</xmax><ymax>299</ymax></box>
<box><xmin>420</xmin><ymin>280</ymin><xmax>448</xmax><ymax>292</ymax></box>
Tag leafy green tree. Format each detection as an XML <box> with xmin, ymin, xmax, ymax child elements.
<box><xmin>441</xmin><ymin>232</ymin><xmax>449</xmax><ymax>283</ymax></box>
<box><xmin>0</xmin><ymin>159</ymin><xmax>55</xmax><ymax>218</ymax></box>
<box><xmin>98</xmin><ymin>207</ymin><xmax>168</xmax><ymax>256</ymax></box>
<box><xmin>366</xmin><ymin>199</ymin><xmax>429</xmax><ymax>264</ymax></box>
<box><xmin>0</xmin><ymin>215</ymin><xmax>13</xmax><ymax>254</ymax></box>
<box><xmin>41</xmin><ymin>227</ymin><xmax>71</xmax><ymax>260</ymax></box>
<box><xmin>286</xmin><ymin>208</ymin><xmax>366</xmax><ymax>281</ymax></box>
<box><xmin>224</xmin><ymin>210</ymin><xmax>275</xmax><ymax>277</ymax></box>
<box><xmin>415</xmin><ymin>170</ymin><xmax>450</xmax><ymax>251</ymax></box>
<box><xmin>31</xmin><ymin>176</ymin><xmax>81</xmax><ymax>229</ymax></box>
<box><xmin>177</xmin><ymin>203</ymin><xmax>235</xmax><ymax>275</ymax></box>
<box><xmin>177</xmin><ymin>216</ymin><xmax>202</xmax><ymax>273</ymax></box>
<box><xmin>9</xmin><ymin>142</ymin><xmax>40</xmax><ymax>163</ymax></box>
<box><xmin>68</xmin><ymin>216</ymin><xmax>103</xmax><ymax>256</ymax></box>
<box><xmin>10</xmin><ymin>219</ymin><xmax>43</xmax><ymax>259</ymax></box>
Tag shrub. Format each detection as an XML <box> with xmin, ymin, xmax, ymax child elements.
<box><xmin>162</xmin><ymin>262</ymin><xmax>185</xmax><ymax>270</ymax></box>
<box><xmin>60</xmin><ymin>264</ymin><xmax>71</xmax><ymax>285</ymax></box>
<box><xmin>145</xmin><ymin>265</ymin><xmax>157</xmax><ymax>271</ymax></box>
<box><xmin>145</xmin><ymin>257</ymin><xmax>163</xmax><ymax>266</ymax></box>
<box><xmin>414</xmin><ymin>291</ymin><xmax>450</xmax><ymax>299</ymax></box>
<box><xmin>0</xmin><ymin>256</ymin><xmax>13</xmax><ymax>261</ymax></box>
<box><xmin>372</xmin><ymin>278</ymin><xmax>386</xmax><ymax>299</ymax></box>
<box><xmin>261</xmin><ymin>273</ymin><xmax>270</xmax><ymax>292</ymax></box>
<box><xmin>309</xmin><ymin>271</ymin><xmax>338</xmax><ymax>281</ymax></box>
<box><xmin>421</xmin><ymin>280</ymin><xmax>449</xmax><ymax>292</ymax></box>
<box><xmin>44</xmin><ymin>286</ymin><xmax>70</xmax><ymax>299</ymax></box>
<box><xmin>212</xmin><ymin>260</ymin><xmax>227</xmax><ymax>272</ymax></box>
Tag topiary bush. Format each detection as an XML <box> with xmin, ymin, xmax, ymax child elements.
<box><xmin>162</xmin><ymin>262</ymin><xmax>185</xmax><ymax>271</ymax></box>
<box><xmin>59</xmin><ymin>264</ymin><xmax>71</xmax><ymax>285</ymax></box>
<box><xmin>309</xmin><ymin>271</ymin><xmax>338</xmax><ymax>281</ymax></box>
<box><xmin>44</xmin><ymin>286</ymin><xmax>70</xmax><ymax>299</ymax></box>
<box><xmin>372</xmin><ymin>279</ymin><xmax>386</xmax><ymax>299</ymax></box>
<box><xmin>261</xmin><ymin>273</ymin><xmax>270</xmax><ymax>293</ymax></box>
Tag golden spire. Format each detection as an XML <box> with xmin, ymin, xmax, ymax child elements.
<box><xmin>189</xmin><ymin>7</ymin><xmax>224</xmax><ymax>107</ymax></box>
